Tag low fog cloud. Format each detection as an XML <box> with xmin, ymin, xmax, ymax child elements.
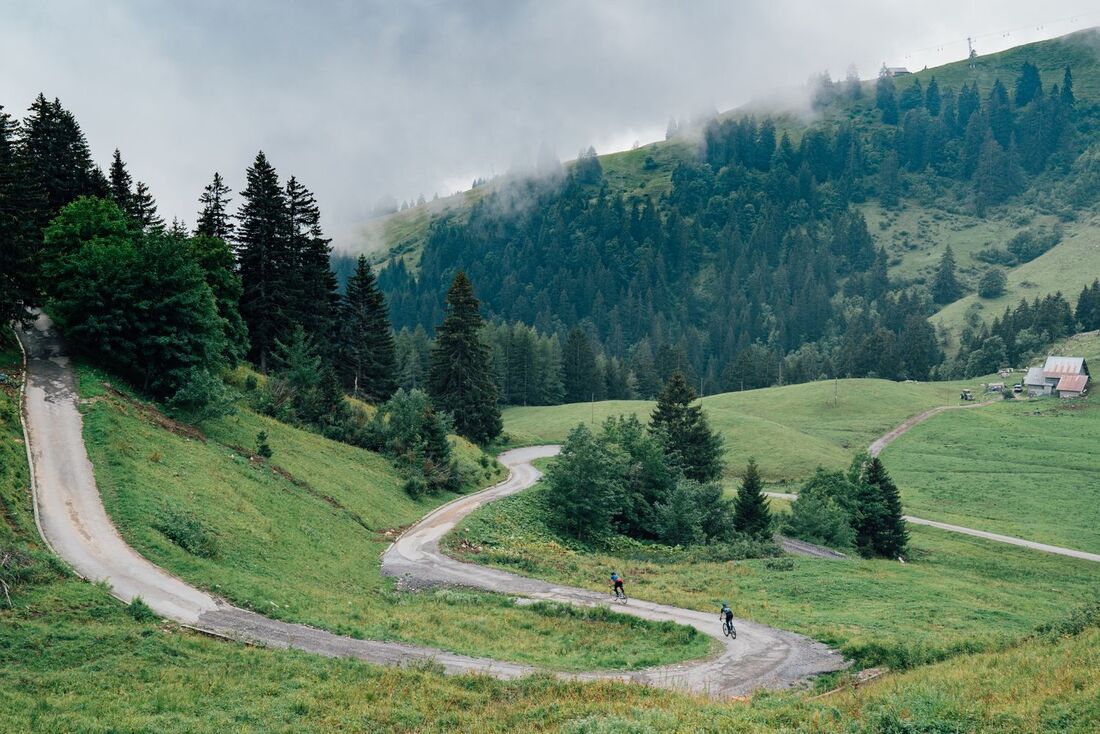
<box><xmin>1</xmin><ymin>1</ymin><xmax>1097</xmax><ymax>247</ymax></box>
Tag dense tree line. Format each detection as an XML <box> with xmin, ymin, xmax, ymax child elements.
<box><xmin>949</xmin><ymin>291</ymin><xmax>1080</xmax><ymax>376</ymax></box>
<box><xmin>377</xmin><ymin>61</ymin><xmax>1088</xmax><ymax>400</ymax></box>
<box><xmin>0</xmin><ymin>92</ymin><xmax>505</xmax><ymax>510</ymax></box>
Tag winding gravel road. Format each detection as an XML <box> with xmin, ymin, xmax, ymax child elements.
<box><xmin>16</xmin><ymin>313</ymin><xmax>845</xmax><ymax>697</ymax></box>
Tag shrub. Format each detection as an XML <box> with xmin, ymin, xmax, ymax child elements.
<box><xmin>128</xmin><ymin>596</ymin><xmax>158</xmax><ymax>623</ymax></box>
<box><xmin>166</xmin><ymin>367</ymin><xmax>236</xmax><ymax>423</ymax></box>
<box><xmin>154</xmin><ymin>506</ymin><xmax>218</xmax><ymax>557</ymax></box>
<box><xmin>977</xmin><ymin>268</ymin><xmax>1007</xmax><ymax>298</ymax></box>
<box><xmin>255</xmin><ymin>431</ymin><xmax>273</xmax><ymax>459</ymax></box>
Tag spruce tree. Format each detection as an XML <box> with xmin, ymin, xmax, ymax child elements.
<box><xmin>195</xmin><ymin>172</ymin><xmax>235</xmax><ymax>240</ymax></box>
<box><xmin>924</xmin><ymin>77</ymin><xmax>941</xmax><ymax>116</ymax></box>
<box><xmin>932</xmin><ymin>245</ymin><xmax>962</xmax><ymax>304</ymax></box>
<box><xmin>20</xmin><ymin>94</ymin><xmax>106</xmax><ymax>219</ymax></box>
<box><xmin>131</xmin><ymin>181</ymin><xmax>164</xmax><ymax>232</ymax></box>
<box><xmin>428</xmin><ymin>271</ymin><xmax>502</xmax><ymax>443</ymax></box>
<box><xmin>1061</xmin><ymin>66</ymin><xmax>1075</xmax><ymax>109</ymax></box>
<box><xmin>731</xmin><ymin>459</ymin><xmax>772</xmax><ymax>539</ymax></box>
<box><xmin>340</xmin><ymin>256</ymin><xmax>397</xmax><ymax>402</ymax></box>
<box><xmin>1014</xmin><ymin>62</ymin><xmax>1043</xmax><ymax>108</ymax></box>
<box><xmin>236</xmin><ymin>151</ymin><xmax>290</xmax><ymax>372</ymax></box>
<box><xmin>876</xmin><ymin>71</ymin><xmax>899</xmax><ymax>125</ymax></box>
<box><xmin>862</xmin><ymin>457</ymin><xmax>908</xmax><ymax>558</ymax></box>
<box><xmin>649</xmin><ymin>371</ymin><xmax>723</xmax><ymax>482</ymax></box>
<box><xmin>562</xmin><ymin>327</ymin><xmax>598</xmax><ymax>403</ymax></box>
<box><xmin>108</xmin><ymin>149</ymin><xmax>133</xmax><ymax>214</ymax></box>
<box><xmin>284</xmin><ymin>175</ymin><xmax>338</xmax><ymax>345</ymax></box>
<box><xmin>0</xmin><ymin>104</ymin><xmax>42</xmax><ymax>325</ymax></box>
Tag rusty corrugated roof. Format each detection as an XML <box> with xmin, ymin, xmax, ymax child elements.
<box><xmin>1043</xmin><ymin>356</ymin><xmax>1085</xmax><ymax>376</ymax></box>
<box><xmin>1057</xmin><ymin>374</ymin><xmax>1089</xmax><ymax>393</ymax></box>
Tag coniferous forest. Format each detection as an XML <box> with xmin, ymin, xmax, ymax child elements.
<box><xmin>376</xmin><ymin>61</ymin><xmax>1100</xmax><ymax>402</ymax></box>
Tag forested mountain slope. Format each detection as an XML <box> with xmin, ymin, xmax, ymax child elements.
<box><xmin>358</xmin><ymin>29</ymin><xmax>1100</xmax><ymax>399</ymax></box>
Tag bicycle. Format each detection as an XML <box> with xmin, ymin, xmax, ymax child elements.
<box><xmin>722</xmin><ymin>618</ymin><xmax>737</xmax><ymax>639</ymax></box>
<box><xmin>611</xmin><ymin>584</ymin><xmax>628</xmax><ymax>604</ymax></box>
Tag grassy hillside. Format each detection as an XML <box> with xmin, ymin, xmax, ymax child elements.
<box><xmin>884</xmin><ymin>397</ymin><xmax>1100</xmax><ymax>553</ymax></box>
<box><xmin>76</xmin><ymin>365</ymin><xmax>709</xmax><ymax>671</ymax></box>
<box><xmin>4</xmin><ymin>332</ymin><xmax>1099</xmax><ymax>731</ymax></box>
<box><xmin>503</xmin><ymin>377</ymin><xmax>978</xmax><ymax>482</ymax></box>
<box><xmin>448</xmin><ymin>480</ymin><xmax>1100</xmax><ymax>671</ymax></box>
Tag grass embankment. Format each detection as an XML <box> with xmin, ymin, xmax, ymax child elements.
<box><xmin>503</xmin><ymin>378</ymin><xmax>976</xmax><ymax>482</ymax></box>
<box><xmin>448</xmin><ymin>481</ymin><xmax>1100</xmax><ymax>671</ymax></box>
<box><xmin>3</xmin><ymin>336</ymin><xmax>1099</xmax><ymax>731</ymax></box>
<box><xmin>885</xmin><ymin>397</ymin><xmax>1100</xmax><ymax>553</ymax></box>
<box><xmin>77</xmin><ymin>366</ymin><xmax>709</xmax><ymax>671</ymax></box>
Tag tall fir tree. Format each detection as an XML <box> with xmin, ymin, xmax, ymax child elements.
<box><xmin>235</xmin><ymin>151</ymin><xmax>290</xmax><ymax>372</ymax></box>
<box><xmin>108</xmin><ymin>149</ymin><xmax>133</xmax><ymax>214</ymax></box>
<box><xmin>19</xmin><ymin>94</ymin><xmax>107</xmax><ymax>220</ymax></box>
<box><xmin>861</xmin><ymin>457</ymin><xmax>908</xmax><ymax>558</ymax></box>
<box><xmin>731</xmin><ymin>459</ymin><xmax>772</xmax><ymax>539</ymax></box>
<box><xmin>428</xmin><ymin>271</ymin><xmax>502</xmax><ymax>443</ymax></box>
<box><xmin>0</xmin><ymin>104</ymin><xmax>43</xmax><ymax>325</ymax></box>
<box><xmin>131</xmin><ymin>181</ymin><xmax>164</xmax><ymax>232</ymax></box>
<box><xmin>339</xmin><ymin>256</ymin><xmax>397</xmax><ymax>402</ymax></box>
<box><xmin>195</xmin><ymin>172</ymin><xmax>235</xmax><ymax>240</ymax></box>
<box><xmin>648</xmin><ymin>371</ymin><xmax>723</xmax><ymax>482</ymax></box>
<box><xmin>931</xmin><ymin>245</ymin><xmax>962</xmax><ymax>304</ymax></box>
<box><xmin>875</xmin><ymin>70</ymin><xmax>899</xmax><ymax>125</ymax></box>
<box><xmin>562</xmin><ymin>327</ymin><xmax>598</xmax><ymax>403</ymax></box>
<box><xmin>284</xmin><ymin>175</ymin><xmax>338</xmax><ymax>346</ymax></box>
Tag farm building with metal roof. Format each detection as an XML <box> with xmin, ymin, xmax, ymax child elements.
<box><xmin>1024</xmin><ymin>356</ymin><xmax>1090</xmax><ymax>397</ymax></box>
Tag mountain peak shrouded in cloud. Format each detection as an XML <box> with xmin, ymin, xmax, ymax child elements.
<box><xmin>2</xmin><ymin>1</ymin><xmax>1097</xmax><ymax>245</ymax></box>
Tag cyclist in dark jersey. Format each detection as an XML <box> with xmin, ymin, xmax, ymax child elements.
<box><xmin>720</xmin><ymin>602</ymin><xmax>735</xmax><ymax>632</ymax></box>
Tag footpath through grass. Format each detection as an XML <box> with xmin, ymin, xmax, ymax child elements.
<box><xmin>76</xmin><ymin>365</ymin><xmax>710</xmax><ymax>672</ymax></box>
<box><xmin>884</xmin><ymin>397</ymin><xmax>1100</xmax><ymax>553</ymax></box>
<box><xmin>448</xmin><ymin>480</ymin><xmax>1100</xmax><ymax>671</ymax></box>
<box><xmin>3</xmin><ymin>335</ymin><xmax>1099</xmax><ymax>732</ymax></box>
<box><xmin>503</xmin><ymin>378</ymin><xmax>976</xmax><ymax>482</ymax></box>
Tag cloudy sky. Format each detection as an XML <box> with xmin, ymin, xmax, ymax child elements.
<box><xmin>2</xmin><ymin>1</ymin><xmax>1098</xmax><ymax>249</ymax></box>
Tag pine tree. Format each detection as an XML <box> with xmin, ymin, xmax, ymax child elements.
<box><xmin>932</xmin><ymin>245</ymin><xmax>962</xmax><ymax>304</ymax></box>
<box><xmin>924</xmin><ymin>77</ymin><xmax>941</xmax><ymax>116</ymax></box>
<box><xmin>878</xmin><ymin>150</ymin><xmax>900</xmax><ymax>207</ymax></box>
<box><xmin>20</xmin><ymin>94</ymin><xmax>106</xmax><ymax>219</ymax></box>
<box><xmin>1061</xmin><ymin>66</ymin><xmax>1075</xmax><ymax>109</ymax></box>
<box><xmin>428</xmin><ymin>271</ymin><xmax>502</xmax><ymax>443</ymax></box>
<box><xmin>236</xmin><ymin>151</ymin><xmax>290</xmax><ymax>372</ymax></box>
<box><xmin>731</xmin><ymin>459</ymin><xmax>772</xmax><ymax>539</ymax></box>
<box><xmin>284</xmin><ymin>176</ymin><xmax>338</xmax><ymax>345</ymax></box>
<box><xmin>108</xmin><ymin>149</ymin><xmax>133</xmax><ymax>214</ymax></box>
<box><xmin>1014</xmin><ymin>62</ymin><xmax>1043</xmax><ymax>108</ymax></box>
<box><xmin>862</xmin><ymin>457</ymin><xmax>908</xmax><ymax>558</ymax></box>
<box><xmin>649</xmin><ymin>371</ymin><xmax>723</xmax><ymax>482</ymax></box>
<box><xmin>339</xmin><ymin>256</ymin><xmax>397</xmax><ymax>402</ymax></box>
<box><xmin>876</xmin><ymin>70</ymin><xmax>899</xmax><ymax>125</ymax></box>
<box><xmin>0</xmin><ymin>104</ymin><xmax>43</xmax><ymax>325</ymax></box>
<box><xmin>195</xmin><ymin>172</ymin><xmax>234</xmax><ymax>240</ymax></box>
<box><xmin>562</xmin><ymin>327</ymin><xmax>598</xmax><ymax>403</ymax></box>
<box><xmin>131</xmin><ymin>181</ymin><xmax>164</xmax><ymax>232</ymax></box>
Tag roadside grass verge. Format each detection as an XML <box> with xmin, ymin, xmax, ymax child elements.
<box><xmin>503</xmin><ymin>378</ymin><xmax>979</xmax><ymax>482</ymax></box>
<box><xmin>75</xmin><ymin>365</ymin><xmax>710</xmax><ymax>671</ymax></box>
<box><xmin>448</xmin><ymin>480</ymin><xmax>1100</xmax><ymax>671</ymax></box>
<box><xmin>884</xmin><ymin>396</ymin><xmax>1100</xmax><ymax>554</ymax></box>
